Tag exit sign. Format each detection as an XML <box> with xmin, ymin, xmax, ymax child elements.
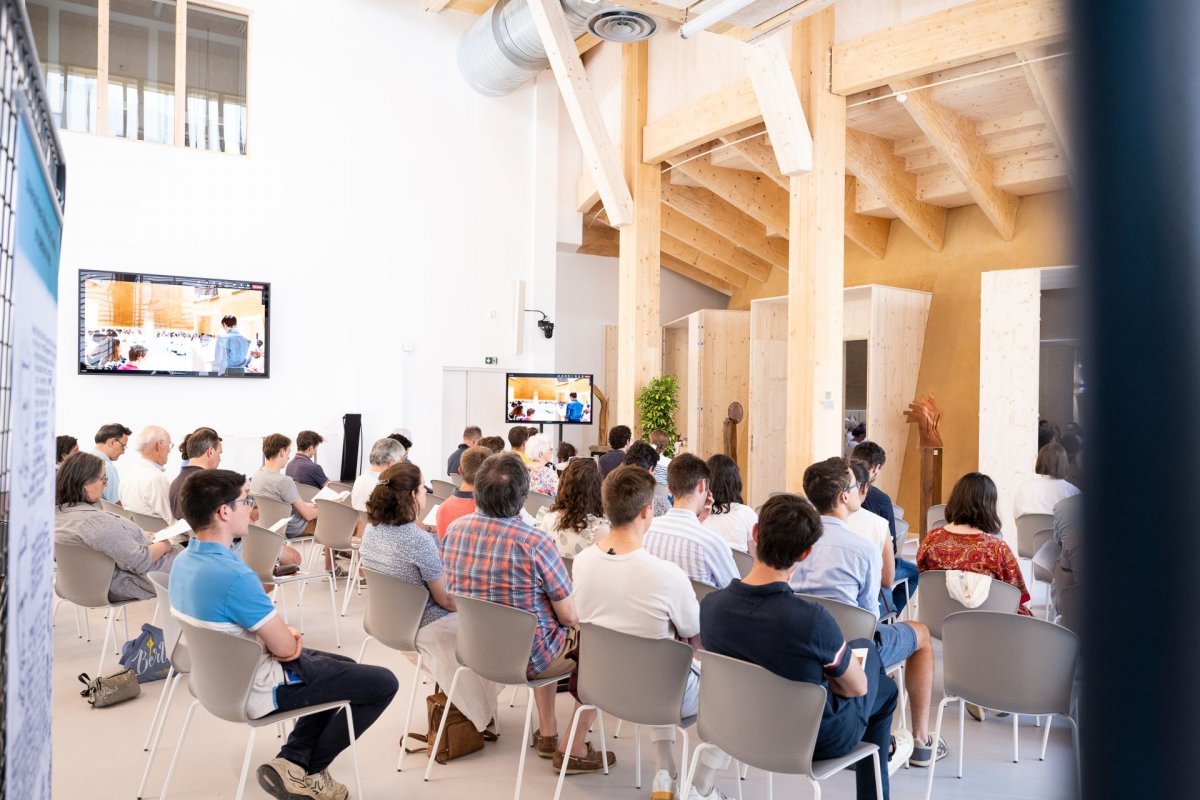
<box><xmin>485</xmin><ymin>356</ymin><xmax>498</xmax><ymax>365</ymax></box>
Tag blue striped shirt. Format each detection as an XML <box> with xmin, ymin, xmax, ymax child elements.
<box><xmin>644</xmin><ymin>508</ymin><xmax>739</xmax><ymax>588</ymax></box>
<box><xmin>789</xmin><ymin>515</ymin><xmax>882</xmax><ymax>618</ymax></box>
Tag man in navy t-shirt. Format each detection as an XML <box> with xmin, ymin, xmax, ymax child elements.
<box><xmin>699</xmin><ymin>493</ymin><xmax>904</xmax><ymax>800</ymax></box>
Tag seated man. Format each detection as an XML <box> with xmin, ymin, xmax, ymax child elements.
<box><xmin>645</xmin><ymin>454</ymin><xmax>739</xmax><ymax>588</ymax></box>
<box><xmin>597</xmin><ymin>425</ymin><xmax>632</xmax><ymax>479</ymax></box>
<box><xmin>507</xmin><ymin>425</ymin><xmax>532</xmax><ymax>464</ymax></box>
<box><xmin>574</xmin><ymin>465</ymin><xmax>699</xmax><ymax>800</ymax></box>
<box><xmin>1052</xmin><ymin>492</ymin><xmax>1084</xmax><ymax>593</ymax></box>
<box><xmin>441</xmin><ymin>453</ymin><xmax>613</xmax><ymax>774</ymax></box>
<box><xmin>446</xmin><ymin>425</ymin><xmax>482</xmax><ymax>476</ymax></box>
<box><xmin>170</xmin><ymin>469</ymin><xmax>398</xmax><ymax>800</ymax></box>
<box><xmin>624</xmin><ymin>441</ymin><xmax>671</xmax><ymax>516</ymax></box>
<box><xmin>120</xmin><ymin>425</ymin><xmax>176</xmax><ymax>523</ymax></box>
<box><xmin>844</xmin><ymin>461</ymin><xmax>896</xmax><ymax>618</ymax></box>
<box><xmin>90</xmin><ymin>422</ymin><xmax>131</xmax><ymax>504</ymax></box>
<box><xmin>251</xmin><ymin>434</ymin><xmax>318</xmax><ymax>538</ymax></box>
<box><xmin>435</xmin><ymin>445</ymin><xmax>490</xmax><ymax>540</ymax></box>
<box><xmin>169</xmin><ymin>427</ymin><xmax>223</xmax><ymax>522</ymax></box>
<box><xmin>286</xmin><ymin>430</ymin><xmax>330</xmax><ymax>490</ymax></box>
<box><xmin>852</xmin><ymin>442</ymin><xmax>919</xmax><ymax>613</ymax></box>
<box><xmin>793</xmin><ymin>457</ymin><xmax>944</xmax><ymax>769</ymax></box>
<box><xmin>350</xmin><ymin>437</ymin><xmax>407</xmax><ymax>512</ymax></box>
<box><xmin>700</xmin><ymin>493</ymin><xmax>905</xmax><ymax>800</ymax></box>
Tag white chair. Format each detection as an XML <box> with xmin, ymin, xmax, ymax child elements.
<box><xmin>926</xmin><ymin>503</ymin><xmax>947</xmax><ymax>532</ymax></box>
<box><xmin>295</xmin><ymin>483</ymin><xmax>319</xmax><ymax>503</ymax></box>
<box><xmin>916</xmin><ymin>570</ymin><xmax>1023</xmax><ymax>640</ymax></box>
<box><xmin>241</xmin><ymin>524</ymin><xmax>329</xmax><ymax>633</ymax></box>
<box><xmin>137</xmin><ymin>572</ymin><xmax>190</xmax><ymax>798</ymax></box>
<box><xmin>53</xmin><ymin>543</ymin><xmax>142</xmax><ymax>676</ymax></box>
<box><xmin>730</xmin><ymin>549</ymin><xmax>753</xmax><ymax>578</ymax></box>
<box><xmin>129</xmin><ymin>510</ymin><xmax>168</xmax><ymax>533</ymax></box>
<box><xmin>430</xmin><ymin>479</ymin><xmax>456</xmax><ymax>501</ymax></box>
<box><xmin>328</xmin><ymin>480</ymin><xmax>353</xmax><ymax>494</ymax></box>
<box><xmin>152</xmin><ymin>620</ymin><xmax>363</xmax><ymax>800</ymax></box>
<box><xmin>313</xmin><ymin>499</ymin><xmax>363</xmax><ymax>625</ymax></box>
<box><xmin>523</xmin><ymin>491</ymin><xmax>554</xmax><ymax>517</ymax></box>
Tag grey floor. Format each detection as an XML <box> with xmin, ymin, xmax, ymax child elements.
<box><xmin>52</xmin><ymin>579</ymin><xmax>1077</xmax><ymax>800</ymax></box>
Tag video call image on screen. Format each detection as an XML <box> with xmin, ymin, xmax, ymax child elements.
<box><xmin>506</xmin><ymin>373</ymin><xmax>593</xmax><ymax>424</ymax></box>
<box><xmin>79</xmin><ymin>271</ymin><xmax>270</xmax><ymax>377</ymax></box>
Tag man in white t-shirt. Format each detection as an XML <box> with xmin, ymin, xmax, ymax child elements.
<box><xmin>350</xmin><ymin>438</ymin><xmax>407</xmax><ymax>512</ymax></box>
<box><xmin>573</xmin><ymin>465</ymin><xmax>701</xmax><ymax>800</ymax></box>
<box><xmin>844</xmin><ymin>461</ymin><xmax>896</xmax><ymax>615</ymax></box>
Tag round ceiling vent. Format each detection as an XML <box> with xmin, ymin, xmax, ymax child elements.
<box><xmin>587</xmin><ymin>9</ymin><xmax>657</xmax><ymax>42</ymax></box>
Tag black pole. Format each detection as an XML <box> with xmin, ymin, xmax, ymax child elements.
<box><xmin>1074</xmin><ymin>2</ymin><xmax>1200</xmax><ymax>796</ymax></box>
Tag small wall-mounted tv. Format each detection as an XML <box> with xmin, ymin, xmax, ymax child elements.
<box><xmin>78</xmin><ymin>270</ymin><xmax>270</xmax><ymax>378</ymax></box>
<box><xmin>506</xmin><ymin>372</ymin><xmax>593</xmax><ymax>424</ymax></box>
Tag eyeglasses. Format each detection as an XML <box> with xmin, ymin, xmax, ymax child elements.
<box><xmin>90</xmin><ymin>475</ymin><xmax>109</xmax><ymax>485</ymax></box>
<box><xmin>228</xmin><ymin>496</ymin><xmax>256</xmax><ymax>509</ymax></box>
<box><xmin>116</xmin><ymin>439</ymin><xmax>128</xmax><ymax>450</ymax></box>
<box><xmin>843</xmin><ymin>481</ymin><xmax>860</xmax><ymax>494</ymax></box>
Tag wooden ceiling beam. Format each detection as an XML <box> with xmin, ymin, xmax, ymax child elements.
<box><xmin>845</xmin><ymin>128</ymin><xmax>947</xmax><ymax>251</ymax></box>
<box><xmin>843</xmin><ymin>177</ymin><xmax>889</xmax><ymax>259</ymax></box>
<box><xmin>832</xmin><ymin>0</ymin><xmax>1069</xmax><ymax>95</ymax></box>
<box><xmin>892</xmin><ymin>78</ymin><xmax>1019</xmax><ymax>240</ymax></box>
<box><xmin>662</xmin><ymin>205</ymin><xmax>772</xmax><ymax>282</ymax></box>
<box><xmin>1020</xmin><ymin>47</ymin><xmax>1073</xmax><ymax>176</ymax></box>
<box><xmin>743</xmin><ymin>35</ymin><xmax>813</xmax><ymax>176</ymax></box>
<box><xmin>666</xmin><ymin>148</ymin><xmax>790</xmax><ymax>235</ymax></box>
<box><xmin>643</xmin><ymin>79</ymin><xmax>761</xmax><ymax>165</ymax></box>
<box><xmin>661</xmin><ymin>184</ymin><xmax>790</xmax><ymax>271</ymax></box>
<box><xmin>661</xmin><ymin>254</ymin><xmax>737</xmax><ymax>296</ymax></box>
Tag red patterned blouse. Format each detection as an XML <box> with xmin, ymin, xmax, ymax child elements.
<box><xmin>916</xmin><ymin>527</ymin><xmax>1032</xmax><ymax>616</ymax></box>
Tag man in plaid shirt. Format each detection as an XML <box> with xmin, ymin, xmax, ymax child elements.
<box><xmin>442</xmin><ymin>452</ymin><xmax>615</xmax><ymax>774</ymax></box>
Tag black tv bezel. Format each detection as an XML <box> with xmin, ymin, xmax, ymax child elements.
<box><xmin>77</xmin><ymin>269</ymin><xmax>271</xmax><ymax>379</ymax></box>
<box><xmin>505</xmin><ymin>372</ymin><xmax>594</xmax><ymax>425</ymax></box>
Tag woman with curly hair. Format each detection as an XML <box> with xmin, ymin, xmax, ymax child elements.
<box><xmin>536</xmin><ymin>458</ymin><xmax>609</xmax><ymax>558</ymax></box>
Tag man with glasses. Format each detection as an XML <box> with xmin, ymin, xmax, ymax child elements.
<box><xmin>120</xmin><ymin>425</ymin><xmax>176</xmax><ymax>523</ymax></box>
<box><xmin>90</xmin><ymin>422</ymin><xmax>132</xmax><ymax>504</ymax></box>
<box><xmin>171</xmin><ymin>470</ymin><xmax>398</xmax><ymax>800</ymax></box>
<box><xmin>792</xmin><ymin>457</ymin><xmax>944</xmax><ymax>770</ymax></box>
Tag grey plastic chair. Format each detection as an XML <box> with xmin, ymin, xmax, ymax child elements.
<box><xmin>916</xmin><ymin>570</ymin><xmax>1023</xmax><ymax>639</ymax></box>
<box><xmin>681</xmin><ymin>651</ymin><xmax>883</xmax><ymax>800</ymax></box>
<box><xmin>691</xmin><ymin>579</ymin><xmax>719</xmax><ymax>603</ymax></box>
<box><xmin>314</xmin><ymin>498</ymin><xmax>363</xmax><ymax>625</ymax></box>
<box><xmin>449</xmin><ymin>473</ymin><xmax>463</xmax><ymax>488</ymax></box>
<box><xmin>552</xmin><ymin>623</ymin><xmax>696</xmax><ymax>800</ymax></box>
<box><xmin>424</xmin><ymin>594</ymin><xmax>574</xmax><ymax>800</ymax></box>
<box><xmin>730</xmin><ymin>549</ymin><xmax>753</xmax><ymax>578</ymax></box>
<box><xmin>353</xmin><ymin>568</ymin><xmax>431</xmax><ymax>771</ymax></box>
<box><xmin>153</xmin><ymin>620</ymin><xmax>363</xmax><ymax>800</ymax></box>
<box><xmin>53</xmin><ymin>542</ymin><xmax>141</xmax><ymax>676</ymax></box>
<box><xmin>430</xmin><ymin>479</ymin><xmax>456</xmax><ymax>501</ymax></box>
<box><xmin>137</xmin><ymin>572</ymin><xmax>192</xmax><ymax>798</ymax></box>
<box><xmin>925</xmin><ymin>611</ymin><xmax>1080</xmax><ymax>800</ymax></box>
<box><xmin>101</xmin><ymin>499</ymin><xmax>133</xmax><ymax>519</ymax></box>
<box><xmin>892</xmin><ymin>503</ymin><xmax>906</xmax><ymax>520</ymax></box>
<box><xmin>252</xmin><ymin>494</ymin><xmax>292</xmax><ymax>530</ymax></box>
<box><xmin>896</xmin><ymin>517</ymin><xmax>911</xmax><ymax>542</ymax></box>
<box><xmin>1015</xmin><ymin>513</ymin><xmax>1054</xmax><ymax>560</ymax></box>
<box><xmin>295</xmin><ymin>482</ymin><xmax>319</xmax><ymax>503</ymax></box>
<box><xmin>523</xmin><ymin>491</ymin><xmax>554</xmax><ymax>517</ymax></box>
<box><xmin>241</xmin><ymin>524</ymin><xmax>329</xmax><ymax>634</ymax></box>
<box><xmin>926</xmin><ymin>504</ymin><xmax>947</xmax><ymax>532</ymax></box>
<box><xmin>129</xmin><ymin>510</ymin><xmax>169</xmax><ymax>533</ymax></box>
<box><xmin>328</xmin><ymin>480</ymin><xmax>353</xmax><ymax>494</ymax></box>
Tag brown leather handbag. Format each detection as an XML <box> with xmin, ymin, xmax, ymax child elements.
<box><xmin>405</xmin><ymin>691</ymin><xmax>488</xmax><ymax>764</ymax></box>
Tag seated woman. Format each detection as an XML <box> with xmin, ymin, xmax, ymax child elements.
<box><xmin>1013</xmin><ymin>442</ymin><xmax>1080</xmax><ymax>518</ymax></box>
<box><xmin>536</xmin><ymin>458</ymin><xmax>609</xmax><ymax>558</ymax></box>
<box><xmin>54</xmin><ymin>452</ymin><xmax>181</xmax><ymax>601</ymax></box>
<box><xmin>701</xmin><ymin>454</ymin><xmax>757</xmax><ymax>553</ymax></box>
<box><xmin>524</xmin><ymin>433</ymin><xmax>559</xmax><ymax>497</ymax></box>
<box><xmin>917</xmin><ymin>472</ymin><xmax>1032</xmax><ymax>616</ymax></box>
<box><xmin>359</xmin><ymin>462</ymin><xmax>499</xmax><ymax>734</ymax></box>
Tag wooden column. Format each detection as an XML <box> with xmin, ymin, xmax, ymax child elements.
<box><xmin>616</xmin><ymin>40</ymin><xmax>661</xmax><ymax>430</ymax></box>
<box><xmin>785</xmin><ymin>9</ymin><xmax>846</xmax><ymax>491</ymax></box>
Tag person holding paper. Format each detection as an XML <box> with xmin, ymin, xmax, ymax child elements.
<box><xmin>54</xmin><ymin>452</ymin><xmax>181</xmax><ymax>601</ymax></box>
<box><xmin>350</xmin><ymin>438</ymin><xmax>407</xmax><ymax>513</ymax></box>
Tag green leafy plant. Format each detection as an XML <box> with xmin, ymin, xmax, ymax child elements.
<box><xmin>637</xmin><ymin>374</ymin><xmax>680</xmax><ymax>456</ymax></box>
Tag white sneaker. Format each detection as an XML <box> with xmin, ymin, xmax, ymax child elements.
<box><xmin>888</xmin><ymin>730</ymin><xmax>915</xmax><ymax>777</ymax></box>
<box><xmin>687</xmin><ymin>785</ymin><xmax>731</xmax><ymax>800</ymax></box>
<box><xmin>651</xmin><ymin>768</ymin><xmax>678</xmax><ymax>800</ymax></box>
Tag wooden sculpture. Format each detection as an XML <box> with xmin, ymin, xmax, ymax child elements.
<box><xmin>904</xmin><ymin>394</ymin><xmax>943</xmax><ymax>540</ymax></box>
<box><xmin>723</xmin><ymin>402</ymin><xmax>743</xmax><ymax>464</ymax></box>
<box><xmin>593</xmin><ymin>387</ymin><xmax>609</xmax><ymax>450</ymax></box>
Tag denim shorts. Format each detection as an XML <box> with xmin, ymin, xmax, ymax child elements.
<box><xmin>875</xmin><ymin>620</ymin><xmax>918</xmax><ymax>668</ymax></box>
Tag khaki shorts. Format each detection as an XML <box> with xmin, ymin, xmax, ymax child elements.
<box><xmin>531</xmin><ymin>624</ymin><xmax>579</xmax><ymax>680</ymax></box>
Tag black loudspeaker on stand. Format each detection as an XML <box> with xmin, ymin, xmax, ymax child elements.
<box><xmin>341</xmin><ymin>413</ymin><xmax>362</xmax><ymax>482</ymax></box>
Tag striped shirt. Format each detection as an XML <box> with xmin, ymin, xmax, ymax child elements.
<box><xmin>644</xmin><ymin>508</ymin><xmax>739</xmax><ymax>588</ymax></box>
<box><xmin>790</xmin><ymin>515</ymin><xmax>882</xmax><ymax>618</ymax></box>
<box><xmin>441</xmin><ymin>512</ymin><xmax>573</xmax><ymax>677</ymax></box>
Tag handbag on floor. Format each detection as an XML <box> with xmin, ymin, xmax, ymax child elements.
<box><xmin>78</xmin><ymin>668</ymin><xmax>141</xmax><ymax>708</ymax></box>
<box><xmin>119</xmin><ymin>622</ymin><xmax>171</xmax><ymax>683</ymax></box>
<box><xmin>405</xmin><ymin>690</ymin><xmax>487</xmax><ymax>764</ymax></box>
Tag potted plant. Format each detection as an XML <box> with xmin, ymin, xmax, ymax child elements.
<box><xmin>637</xmin><ymin>375</ymin><xmax>680</xmax><ymax>456</ymax></box>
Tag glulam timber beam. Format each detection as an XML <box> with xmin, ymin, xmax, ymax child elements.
<box><xmin>843</xmin><ymin>177</ymin><xmax>890</xmax><ymax>259</ymax></box>
<box><xmin>661</xmin><ymin>184</ymin><xmax>790</xmax><ymax>271</ymax></box>
<box><xmin>666</xmin><ymin>148</ymin><xmax>790</xmax><ymax>235</ymax></box>
<box><xmin>1019</xmin><ymin>47</ymin><xmax>1073</xmax><ymax>176</ymax></box>
<box><xmin>845</xmin><ymin>128</ymin><xmax>947</xmax><ymax>251</ymax></box>
<box><xmin>743</xmin><ymin>34</ymin><xmax>813</xmax><ymax>176</ymax></box>
<box><xmin>662</xmin><ymin>206</ymin><xmax>772</xmax><ymax>282</ymax></box>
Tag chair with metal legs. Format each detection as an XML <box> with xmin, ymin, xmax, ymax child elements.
<box><xmin>354</xmin><ymin>568</ymin><xmax>433</xmax><ymax>771</ymax></box>
<box><xmin>136</xmin><ymin>572</ymin><xmax>190</xmax><ymax>798</ymax></box>
<box><xmin>313</xmin><ymin>499</ymin><xmax>363</xmax><ymax>622</ymax></box>
<box><xmin>924</xmin><ymin>611</ymin><xmax>1080</xmax><ymax>800</ymax></box>
<box><xmin>241</xmin><ymin>524</ymin><xmax>331</xmax><ymax>634</ymax></box>
<box><xmin>916</xmin><ymin>570</ymin><xmax>1022</xmax><ymax>640</ymax></box>
<box><xmin>129</xmin><ymin>511</ymin><xmax>168</xmax><ymax>534</ymax></box>
<box><xmin>552</xmin><ymin>623</ymin><xmax>696</xmax><ymax>800</ymax></box>
<box><xmin>682</xmin><ymin>651</ymin><xmax>883</xmax><ymax>800</ymax></box>
<box><xmin>730</xmin><ymin>549</ymin><xmax>753</xmax><ymax>578</ymax></box>
<box><xmin>151</xmin><ymin>620</ymin><xmax>364</xmax><ymax>800</ymax></box>
<box><xmin>53</xmin><ymin>543</ymin><xmax>142</xmax><ymax>677</ymax></box>
<box><xmin>423</xmin><ymin>594</ymin><xmax>573</xmax><ymax>800</ymax></box>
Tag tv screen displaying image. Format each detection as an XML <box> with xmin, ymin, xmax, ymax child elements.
<box><xmin>506</xmin><ymin>373</ymin><xmax>593</xmax><ymax>424</ymax></box>
<box><xmin>78</xmin><ymin>270</ymin><xmax>270</xmax><ymax>378</ymax></box>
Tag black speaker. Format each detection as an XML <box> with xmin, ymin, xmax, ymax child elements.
<box><xmin>341</xmin><ymin>413</ymin><xmax>362</xmax><ymax>481</ymax></box>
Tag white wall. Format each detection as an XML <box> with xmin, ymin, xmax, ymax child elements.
<box><xmin>55</xmin><ymin>0</ymin><xmax>558</xmax><ymax>481</ymax></box>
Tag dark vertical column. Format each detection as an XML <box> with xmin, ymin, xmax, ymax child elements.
<box><xmin>1074</xmin><ymin>2</ymin><xmax>1200</xmax><ymax>797</ymax></box>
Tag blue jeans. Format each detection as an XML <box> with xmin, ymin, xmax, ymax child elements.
<box><xmin>273</xmin><ymin>649</ymin><xmax>399</xmax><ymax>774</ymax></box>
<box><xmin>892</xmin><ymin>558</ymin><xmax>919</xmax><ymax>615</ymax></box>
<box><xmin>815</xmin><ymin>639</ymin><xmax>898</xmax><ymax>800</ymax></box>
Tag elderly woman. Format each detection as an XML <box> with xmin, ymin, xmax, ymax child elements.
<box><xmin>1012</xmin><ymin>442</ymin><xmax>1080</xmax><ymax>518</ymax></box>
<box><xmin>358</xmin><ymin>462</ymin><xmax>499</xmax><ymax>734</ymax></box>
<box><xmin>54</xmin><ymin>452</ymin><xmax>181</xmax><ymax>601</ymax></box>
<box><xmin>536</xmin><ymin>458</ymin><xmax>609</xmax><ymax>558</ymax></box>
<box><xmin>524</xmin><ymin>433</ymin><xmax>559</xmax><ymax>497</ymax></box>
<box><xmin>917</xmin><ymin>472</ymin><xmax>1032</xmax><ymax>616</ymax></box>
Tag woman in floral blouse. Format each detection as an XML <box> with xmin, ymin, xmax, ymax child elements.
<box><xmin>536</xmin><ymin>458</ymin><xmax>609</xmax><ymax>558</ymax></box>
<box><xmin>917</xmin><ymin>472</ymin><xmax>1032</xmax><ymax>616</ymax></box>
<box><xmin>524</xmin><ymin>433</ymin><xmax>559</xmax><ymax>497</ymax></box>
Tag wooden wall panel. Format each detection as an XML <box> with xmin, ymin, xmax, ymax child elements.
<box><xmin>603</xmin><ymin>323</ymin><xmax>618</xmax><ymax>410</ymax></box>
<box><xmin>696</xmin><ymin>310</ymin><xmax>751</xmax><ymax>475</ymax></box>
<box><xmin>844</xmin><ymin>286</ymin><xmax>872</xmax><ymax>339</ymax></box>
<box><xmin>647</xmin><ymin>26</ymin><xmax>750</xmax><ymax>129</ymax></box>
<box><xmin>978</xmin><ymin>268</ymin><xmax>1041</xmax><ymax>545</ymax></box>
<box><xmin>748</xmin><ymin>300</ymin><xmax>789</xmax><ymax>507</ymax></box>
<box><xmin>662</xmin><ymin>323</ymin><xmax>691</xmax><ymax>443</ymax></box>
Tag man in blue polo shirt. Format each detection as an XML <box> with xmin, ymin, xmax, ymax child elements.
<box><xmin>170</xmin><ymin>469</ymin><xmax>397</xmax><ymax>800</ymax></box>
<box><xmin>701</xmin><ymin>493</ymin><xmax>903</xmax><ymax>800</ymax></box>
<box><xmin>564</xmin><ymin>392</ymin><xmax>585</xmax><ymax>422</ymax></box>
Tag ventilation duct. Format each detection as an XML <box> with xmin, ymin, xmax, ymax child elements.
<box><xmin>458</xmin><ymin>0</ymin><xmax>656</xmax><ymax>97</ymax></box>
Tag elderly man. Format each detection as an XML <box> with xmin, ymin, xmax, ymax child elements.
<box><xmin>91</xmin><ymin>422</ymin><xmax>132</xmax><ymax>504</ymax></box>
<box><xmin>350</xmin><ymin>437</ymin><xmax>408</xmax><ymax>512</ymax></box>
<box><xmin>120</xmin><ymin>425</ymin><xmax>175</xmax><ymax>523</ymax></box>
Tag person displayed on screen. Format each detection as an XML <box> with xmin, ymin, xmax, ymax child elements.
<box><xmin>565</xmin><ymin>392</ymin><xmax>585</xmax><ymax>422</ymax></box>
<box><xmin>103</xmin><ymin>339</ymin><xmax>123</xmax><ymax>369</ymax></box>
<box><xmin>84</xmin><ymin>330</ymin><xmax>116</xmax><ymax>368</ymax></box>
<box><xmin>117</xmin><ymin>344</ymin><xmax>148</xmax><ymax>371</ymax></box>
<box><xmin>213</xmin><ymin>314</ymin><xmax>252</xmax><ymax>376</ymax></box>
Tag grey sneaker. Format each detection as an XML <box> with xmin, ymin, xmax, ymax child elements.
<box><xmin>965</xmin><ymin>702</ymin><xmax>986</xmax><ymax>722</ymax></box>
<box><xmin>310</xmin><ymin>769</ymin><xmax>348</xmax><ymax>800</ymax></box>
<box><xmin>909</xmin><ymin>735</ymin><xmax>948</xmax><ymax>767</ymax></box>
<box><xmin>257</xmin><ymin>758</ymin><xmax>321</xmax><ymax>799</ymax></box>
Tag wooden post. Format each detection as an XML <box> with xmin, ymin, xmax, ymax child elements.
<box><xmin>919</xmin><ymin>446</ymin><xmax>943</xmax><ymax>541</ymax></box>
<box><xmin>616</xmin><ymin>40</ymin><xmax>662</xmax><ymax>431</ymax></box>
<box><xmin>785</xmin><ymin>10</ymin><xmax>846</xmax><ymax>491</ymax></box>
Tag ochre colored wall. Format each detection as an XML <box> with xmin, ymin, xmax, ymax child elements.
<box><xmin>729</xmin><ymin>190</ymin><xmax>1075</xmax><ymax>515</ymax></box>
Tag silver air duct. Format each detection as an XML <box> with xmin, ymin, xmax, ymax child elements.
<box><xmin>458</xmin><ymin>0</ymin><xmax>656</xmax><ymax>97</ymax></box>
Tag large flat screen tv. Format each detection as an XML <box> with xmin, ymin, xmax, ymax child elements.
<box><xmin>78</xmin><ymin>270</ymin><xmax>270</xmax><ymax>378</ymax></box>
<box><xmin>506</xmin><ymin>372</ymin><xmax>593</xmax><ymax>424</ymax></box>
